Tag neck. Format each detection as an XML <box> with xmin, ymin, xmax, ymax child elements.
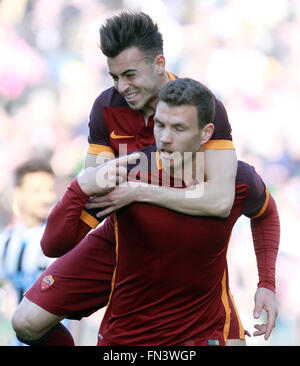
<box><xmin>161</xmin><ymin>151</ymin><xmax>205</xmax><ymax>187</ymax></box>
<box><xmin>142</xmin><ymin>99</ymin><xmax>157</xmax><ymax>121</ymax></box>
<box><xmin>21</xmin><ymin>213</ymin><xmax>44</xmax><ymax>229</ymax></box>
<box><xmin>142</xmin><ymin>71</ymin><xmax>171</xmax><ymax>120</ymax></box>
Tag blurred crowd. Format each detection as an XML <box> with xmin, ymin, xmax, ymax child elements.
<box><xmin>0</xmin><ymin>0</ymin><xmax>299</xmax><ymax>346</ymax></box>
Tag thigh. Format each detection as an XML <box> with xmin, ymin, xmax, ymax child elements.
<box><xmin>25</xmin><ymin>228</ymin><xmax>116</xmax><ymax>319</ymax></box>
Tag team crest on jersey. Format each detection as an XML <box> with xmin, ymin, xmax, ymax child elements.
<box><xmin>41</xmin><ymin>275</ymin><xmax>54</xmax><ymax>291</ymax></box>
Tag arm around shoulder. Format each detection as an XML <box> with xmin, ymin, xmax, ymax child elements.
<box><xmin>202</xmin><ymin>149</ymin><xmax>237</xmax><ymax>217</ymax></box>
<box><xmin>136</xmin><ymin>149</ymin><xmax>237</xmax><ymax>217</ymax></box>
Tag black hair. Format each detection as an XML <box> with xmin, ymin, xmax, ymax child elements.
<box><xmin>158</xmin><ymin>78</ymin><xmax>216</xmax><ymax>128</ymax></box>
<box><xmin>15</xmin><ymin>159</ymin><xmax>54</xmax><ymax>187</ymax></box>
<box><xmin>100</xmin><ymin>11</ymin><xmax>164</xmax><ymax>61</ymax></box>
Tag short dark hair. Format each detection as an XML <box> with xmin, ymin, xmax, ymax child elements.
<box><xmin>15</xmin><ymin>159</ymin><xmax>54</xmax><ymax>187</ymax></box>
<box><xmin>100</xmin><ymin>11</ymin><xmax>164</xmax><ymax>61</ymax></box>
<box><xmin>158</xmin><ymin>78</ymin><xmax>216</xmax><ymax>128</ymax></box>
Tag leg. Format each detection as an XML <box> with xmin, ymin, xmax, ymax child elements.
<box><xmin>12</xmin><ymin>296</ymin><xmax>73</xmax><ymax>345</ymax></box>
<box><xmin>12</xmin><ymin>218</ymin><xmax>116</xmax><ymax>345</ymax></box>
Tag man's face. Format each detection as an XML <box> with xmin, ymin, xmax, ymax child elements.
<box><xmin>107</xmin><ymin>47</ymin><xmax>163</xmax><ymax>114</ymax></box>
<box><xmin>154</xmin><ymin>102</ymin><xmax>207</xmax><ymax>173</ymax></box>
<box><xmin>15</xmin><ymin>172</ymin><xmax>56</xmax><ymax>224</ymax></box>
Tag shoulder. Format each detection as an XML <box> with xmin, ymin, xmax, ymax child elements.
<box><xmin>236</xmin><ymin>160</ymin><xmax>268</xmax><ymax>218</ymax></box>
<box><xmin>0</xmin><ymin>227</ymin><xmax>13</xmax><ymax>247</ymax></box>
<box><xmin>236</xmin><ymin>160</ymin><xmax>262</xmax><ymax>186</ymax></box>
<box><xmin>91</xmin><ymin>87</ymin><xmax>127</xmax><ymax>112</ymax></box>
<box><xmin>88</xmin><ymin>87</ymin><xmax>128</xmax><ymax>143</ymax></box>
<box><xmin>127</xmin><ymin>145</ymin><xmax>157</xmax><ymax>173</ymax></box>
<box><xmin>136</xmin><ymin>144</ymin><xmax>157</xmax><ymax>156</ymax></box>
<box><xmin>0</xmin><ymin>226</ymin><xmax>16</xmax><ymax>261</ymax></box>
<box><xmin>236</xmin><ymin>160</ymin><xmax>255</xmax><ymax>178</ymax></box>
<box><xmin>210</xmin><ymin>96</ymin><xmax>232</xmax><ymax>141</ymax></box>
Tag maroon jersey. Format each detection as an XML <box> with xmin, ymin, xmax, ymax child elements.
<box><xmin>96</xmin><ymin>145</ymin><xmax>267</xmax><ymax>346</ymax></box>
<box><xmin>25</xmin><ymin>147</ymin><xmax>278</xmax><ymax>345</ymax></box>
<box><xmin>87</xmin><ymin>72</ymin><xmax>234</xmax><ymax>157</ymax></box>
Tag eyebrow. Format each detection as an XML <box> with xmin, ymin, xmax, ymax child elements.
<box><xmin>109</xmin><ymin>69</ymin><xmax>137</xmax><ymax>78</ymax></box>
<box><xmin>154</xmin><ymin>117</ymin><xmax>187</xmax><ymax>128</ymax></box>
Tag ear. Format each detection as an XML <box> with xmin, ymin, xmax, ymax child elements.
<box><xmin>200</xmin><ymin>123</ymin><xmax>214</xmax><ymax>145</ymax></box>
<box><xmin>153</xmin><ymin>54</ymin><xmax>166</xmax><ymax>74</ymax></box>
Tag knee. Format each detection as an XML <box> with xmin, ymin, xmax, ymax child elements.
<box><xmin>12</xmin><ymin>306</ymin><xmax>33</xmax><ymax>340</ymax></box>
<box><xmin>12</xmin><ymin>297</ymin><xmax>63</xmax><ymax>342</ymax></box>
<box><xmin>12</xmin><ymin>303</ymin><xmax>43</xmax><ymax>340</ymax></box>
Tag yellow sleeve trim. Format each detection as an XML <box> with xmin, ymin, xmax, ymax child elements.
<box><xmin>252</xmin><ymin>187</ymin><xmax>270</xmax><ymax>219</ymax></box>
<box><xmin>80</xmin><ymin>209</ymin><xmax>100</xmax><ymax>229</ymax></box>
<box><xmin>204</xmin><ymin>139</ymin><xmax>235</xmax><ymax>150</ymax></box>
<box><xmin>88</xmin><ymin>144</ymin><xmax>115</xmax><ymax>157</ymax></box>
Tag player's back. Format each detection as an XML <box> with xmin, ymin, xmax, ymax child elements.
<box><xmin>97</xmin><ymin>153</ymin><xmax>265</xmax><ymax>346</ymax></box>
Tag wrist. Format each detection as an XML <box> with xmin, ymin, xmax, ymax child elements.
<box><xmin>134</xmin><ymin>183</ymin><xmax>154</xmax><ymax>203</ymax></box>
<box><xmin>257</xmin><ymin>283</ymin><xmax>276</xmax><ymax>294</ymax></box>
<box><xmin>71</xmin><ymin>179</ymin><xmax>90</xmax><ymax>200</ymax></box>
<box><xmin>77</xmin><ymin>177</ymin><xmax>91</xmax><ymax>195</ymax></box>
<box><xmin>134</xmin><ymin>185</ymin><xmax>146</xmax><ymax>203</ymax></box>
<box><xmin>77</xmin><ymin>169</ymin><xmax>95</xmax><ymax>196</ymax></box>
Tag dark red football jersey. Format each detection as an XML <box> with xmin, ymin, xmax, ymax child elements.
<box><xmin>25</xmin><ymin>144</ymin><xmax>277</xmax><ymax>345</ymax></box>
<box><xmin>87</xmin><ymin>72</ymin><xmax>234</xmax><ymax>157</ymax></box>
<box><xmin>96</xmin><ymin>145</ymin><xmax>267</xmax><ymax>346</ymax></box>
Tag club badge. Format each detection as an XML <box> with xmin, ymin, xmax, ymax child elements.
<box><xmin>41</xmin><ymin>275</ymin><xmax>54</xmax><ymax>291</ymax></box>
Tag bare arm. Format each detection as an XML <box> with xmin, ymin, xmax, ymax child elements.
<box><xmin>137</xmin><ymin>149</ymin><xmax>237</xmax><ymax>217</ymax></box>
<box><xmin>87</xmin><ymin>149</ymin><xmax>237</xmax><ymax>218</ymax></box>
<box><xmin>85</xmin><ymin>153</ymin><xmax>114</xmax><ymax>168</ymax></box>
<box><xmin>42</xmin><ymin>153</ymin><xmax>139</xmax><ymax>257</ymax></box>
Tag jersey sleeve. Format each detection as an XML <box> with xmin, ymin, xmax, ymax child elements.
<box><xmin>240</xmin><ymin>163</ymin><xmax>268</xmax><ymax>218</ymax></box>
<box><xmin>204</xmin><ymin>98</ymin><xmax>235</xmax><ymax>150</ymax></box>
<box><xmin>87</xmin><ymin>92</ymin><xmax>115</xmax><ymax>157</ymax></box>
<box><xmin>41</xmin><ymin>180</ymin><xmax>100</xmax><ymax>257</ymax></box>
<box><xmin>250</xmin><ymin>194</ymin><xmax>280</xmax><ymax>292</ymax></box>
<box><xmin>239</xmin><ymin>161</ymin><xmax>280</xmax><ymax>292</ymax></box>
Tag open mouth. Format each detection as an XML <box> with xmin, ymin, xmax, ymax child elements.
<box><xmin>159</xmin><ymin>148</ymin><xmax>175</xmax><ymax>160</ymax></box>
<box><xmin>124</xmin><ymin>91</ymin><xmax>139</xmax><ymax>102</ymax></box>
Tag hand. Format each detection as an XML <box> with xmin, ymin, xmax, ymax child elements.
<box><xmin>85</xmin><ymin>182</ymin><xmax>138</xmax><ymax>218</ymax></box>
<box><xmin>253</xmin><ymin>287</ymin><xmax>278</xmax><ymax>340</ymax></box>
<box><xmin>77</xmin><ymin>153</ymin><xmax>140</xmax><ymax>196</ymax></box>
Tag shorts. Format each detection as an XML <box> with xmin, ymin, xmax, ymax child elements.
<box><xmin>25</xmin><ymin>218</ymin><xmax>116</xmax><ymax>320</ymax></box>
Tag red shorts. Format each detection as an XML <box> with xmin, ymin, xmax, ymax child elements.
<box><xmin>25</xmin><ymin>222</ymin><xmax>116</xmax><ymax>320</ymax></box>
<box><xmin>25</xmin><ymin>220</ymin><xmax>246</xmax><ymax>342</ymax></box>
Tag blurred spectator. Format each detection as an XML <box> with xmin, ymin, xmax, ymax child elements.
<box><xmin>0</xmin><ymin>0</ymin><xmax>299</xmax><ymax>345</ymax></box>
<box><xmin>0</xmin><ymin>158</ymin><xmax>84</xmax><ymax>345</ymax></box>
<box><xmin>0</xmin><ymin>158</ymin><xmax>56</xmax><ymax>345</ymax></box>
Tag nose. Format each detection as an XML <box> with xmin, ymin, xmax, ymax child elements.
<box><xmin>160</xmin><ymin>128</ymin><xmax>173</xmax><ymax>146</ymax></box>
<box><xmin>117</xmin><ymin>78</ymin><xmax>129</xmax><ymax>94</ymax></box>
<box><xmin>41</xmin><ymin>189</ymin><xmax>56</xmax><ymax>206</ymax></box>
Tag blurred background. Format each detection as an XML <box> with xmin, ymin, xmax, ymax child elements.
<box><xmin>0</xmin><ymin>0</ymin><xmax>299</xmax><ymax>346</ymax></box>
